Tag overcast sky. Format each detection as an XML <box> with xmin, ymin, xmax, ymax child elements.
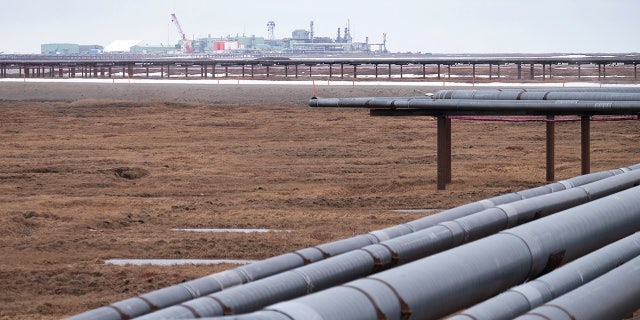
<box><xmin>2</xmin><ymin>0</ymin><xmax>639</xmax><ymax>54</ymax></box>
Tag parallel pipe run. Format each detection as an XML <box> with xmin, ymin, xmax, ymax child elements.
<box><xmin>515</xmin><ymin>254</ymin><xmax>640</xmax><ymax>320</ymax></box>
<box><xmin>434</xmin><ymin>89</ymin><xmax>640</xmax><ymax>101</ymax></box>
<box><xmin>309</xmin><ymin>97</ymin><xmax>640</xmax><ymax>116</ymax></box>
<box><xmin>450</xmin><ymin>232</ymin><xmax>640</xmax><ymax>320</ymax></box>
<box><xmin>221</xmin><ymin>185</ymin><xmax>640</xmax><ymax>320</ymax></box>
<box><xmin>138</xmin><ymin>169</ymin><xmax>640</xmax><ymax>319</ymax></box>
<box><xmin>67</xmin><ymin>166</ymin><xmax>636</xmax><ymax>320</ymax></box>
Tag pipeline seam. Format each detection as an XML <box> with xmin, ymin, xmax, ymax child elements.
<box><xmin>368</xmin><ymin>277</ymin><xmax>412</xmax><ymax>320</ymax></box>
<box><xmin>455</xmin><ymin>313</ymin><xmax>479</xmax><ymax>320</ymax></box>
<box><xmin>135</xmin><ymin>296</ymin><xmax>159</xmax><ymax>311</ymax></box>
<box><xmin>525</xmin><ymin>312</ymin><xmax>553</xmax><ymax>320</ymax></box>
<box><xmin>291</xmin><ymin>269</ymin><xmax>315</xmax><ymax>293</ymax></box>
<box><xmin>341</xmin><ymin>284</ymin><xmax>388</xmax><ymax>320</ymax></box>
<box><xmin>177</xmin><ymin>283</ymin><xmax>199</xmax><ymax>298</ymax></box>
<box><xmin>291</xmin><ymin>251</ymin><xmax>312</xmax><ymax>265</ymax></box>
<box><xmin>104</xmin><ymin>305</ymin><xmax>130</xmax><ymax>320</ymax></box>
<box><xmin>375</xmin><ymin>243</ymin><xmax>400</xmax><ymax>266</ymax></box>
<box><xmin>576</xmin><ymin>186</ymin><xmax>593</xmax><ymax>201</ymax></box>
<box><xmin>266</xmin><ymin>308</ymin><xmax>297</xmax><ymax>320</ymax></box>
<box><xmin>359</xmin><ymin>247</ymin><xmax>386</xmax><ymax>272</ymax></box>
<box><xmin>542</xmin><ymin>304</ymin><xmax>577</xmax><ymax>320</ymax></box>
<box><xmin>500</xmin><ymin>232</ymin><xmax>536</xmax><ymax>279</ymax></box>
<box><xmin>207</xmin><ymin>273</ymin><xmax>231</xmax><ymax>291</ymax></box>
<box><xmin>176</xmin><ymin>303</ymin><xmax>202</xmax><ymax>318</ymax></box>
<box><xmin>235</xmin><ymin>268</ymin><xmax>253</xmax><ymax>283</ymax></box>
<box><xmin>203</xmin><ymin>295</ymin><xmax>234</xmax><ymax>315</ymax></box>
<box><xmin>312</xmin><ymin>246</ymin><xmax>332</xmax><ymax>259</ymax></box>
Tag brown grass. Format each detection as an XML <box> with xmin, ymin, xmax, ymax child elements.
<box><xmin>0</xmin><ymin>84</ymin><xmax>638</xmax><ymax>319</ymax></box>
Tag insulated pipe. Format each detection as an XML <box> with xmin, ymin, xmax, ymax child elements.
<box><xmin>450</xmin><ymin>232</ymin><xmax>640</xmax><ymax>320</ymax></box>
<box><xmin>309</xmin><ymin>97</ymin><xmax>640</xmax><ymax>116</ymax></box>
<box><xmin>233</xmin><ymin>186</ymin><xmax>640</xmax><ymax>320</ymax></box>
<box><xmin>515</xmin><ymin>254</ymin><xmax>640</xmax><ymax>320</ymax></box>
<box><xmin>137</xmin><ymin>169</ymin><xmax>640</xmax><ymax>319</ymax></box>
<box><xmin>68</xmin><ymin>167</ymin><xmax>636</xmax><ymax>320</ymax></box>
<box><xmin>435</xmin><ymin>89</ymin><xmax>640</xmax><ymax>101</ymax></box>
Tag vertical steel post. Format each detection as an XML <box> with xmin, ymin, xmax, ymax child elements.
<box><xmin>445</xmin><ymin>117</ymin><xmax>452</xmax><ymax>184</ymax></box>
<box><xmin>530</xmin><ymin>64</ymin><xmax>534</xmax><ymax>80</ymax></box>
<box><xmin>489</xmin><ymin>64</ymin><xmax>493</xmax><ymax>80</ymax></box>
<box><xmin>388</xmin><ymin>63</ymin><xmax>391</xmax><ymax>79</ymax></box>
<box><xmin>546</xmin><ymin>115</ymin><xmax>555</xmax><ymax>181</ymax></box>
<box><xmin>578</xmin><ymin>64</ymin><xmax>581</xmax><ymax>80</ymax></box>
<box><xmin>582</xmin><ymin>116</ymin><xmax>591</xmax><ymax>175</ymax></box>
<box><xmin>472</xmin><ymin>64</ymin><xmax>476</xmax><ymax>81</ymax></box>
<box><xmin>353</xmin><ymin>65</ymin><xmax>357</xmax><ymax>78</ymax></box>
<box><xmin>437</xmin><ymin>64</ymin><xmax>441</xmax><ymax>79</ymax></box>
<box><xmin>598</xmin><ymin>64</ymin><xmax>602</xmax><ymax>80</ymax></box>
<box><xmin>422</xmin><ymin>64</ymin><xmax>426</xmax><ymax>79</ymax></box>
<box><xmin>329</xmin><ymin>64</ymin><xmax>333</xmax><ymax>78</ymax></box>
<box><xmin>437</xmin><ymin>116</ymin><xmax>452</xmax><ymax>190</ymax></box>
<box><xmin>517</xmin><ymin>63</ymin><xmax>522</xmax><ymax>80</ymax></box>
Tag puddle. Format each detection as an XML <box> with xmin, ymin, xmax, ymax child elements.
<box><xmin>172</xmin><ymin>228</ymin><xmax>290</xmax><ymax>233</ymax></box>
<box><xmin>105</xmin><ymin>259</ymin><xmax>256</xmax><ymax>266</ymax></box>
<box><xmin>392</xmin><ymin>209</ymin><xmax>442</xmax><ymax>213</ymax></box>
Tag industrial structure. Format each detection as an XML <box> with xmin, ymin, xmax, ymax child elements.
<box><xmin>38</xmin><ymin>15</ymin><xmax>386</xmax><ymax>56</ymax></box>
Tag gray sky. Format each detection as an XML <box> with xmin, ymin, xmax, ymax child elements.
<box><xmin>3</xmin><ymin>0</ymin><xmax>639</xmax><ymax>54</ymax></box>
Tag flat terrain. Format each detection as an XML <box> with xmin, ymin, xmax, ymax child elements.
<box><xmin>0</xmin><ymin>81</ymin><xmax>638</xmax><ymax>319</ymax></box>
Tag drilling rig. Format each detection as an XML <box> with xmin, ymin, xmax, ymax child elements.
<box><xmin>170</xmin><ymin>13</ymin><xmax>194</xmax><ymax>53</ymax></box>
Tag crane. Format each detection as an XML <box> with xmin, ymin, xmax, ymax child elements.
<box><xmin>170</xmin><ymin>13</ymin><xmax>194</xmax><ymax>53</ymax></box>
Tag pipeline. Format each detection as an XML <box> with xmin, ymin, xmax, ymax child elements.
<box><xmin>136</xmin><ymin>169</ymin><xmax>640</xmax><ymax>319</ymax></box>
<box><xmin>450</xmin><ymin>232</ymin><xmax>640</xmax><ymax>320</ymax></box>
<box><xmin>435</xmin><ymin>89</ymin><xmax>640</xmax><ymax>101</ymax></box>
<box><xmin>67</xmin><ymin>166</ymin><xmax>637</xmax><ymax>320</ymax></box>
<box><xmin>216</xmin><ymin>185</ymin><xmax>640</xmax><ymax>320</ymax></box>
<box><xmin>515</xmin><ymin>254</ymin><xmax>640</xmax><ymax>320</ymax></box>
<box><xmin>309</xmin><ymin>97</ymin><xmax>640</xmax><ymax>116</ymax></box>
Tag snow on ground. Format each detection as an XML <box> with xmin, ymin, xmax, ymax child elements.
<box><xmin>3</xmin><ymin>77</ymin><xmax>640</xmax><ymax>88</ymax></box>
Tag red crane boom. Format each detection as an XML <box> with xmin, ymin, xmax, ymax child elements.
<box><xmin>170</xmin><ymin>13</ymin><xmax>193</xmax><ymax>53</ymax></box>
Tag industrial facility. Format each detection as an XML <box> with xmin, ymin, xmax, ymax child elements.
<box><xmin>40</xmin><ymin>15</ymin><xmax>387</xmax><ymax>56</ymax></box>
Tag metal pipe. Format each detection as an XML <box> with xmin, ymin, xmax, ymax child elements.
<box><xmin>309</xmin><ymin>97</ymin><xmax>640</xmax><ymax>116</ymax></box>
<box><xmin>236</xmin><ymin>185</ymin><xmax>640</xmax><ymax>320</ymax></box>
<box><xmin>435</xmin><ymin>89</ymin><xmax>640</xmax><ymax>101</ymax></box>
<box><xmin>515</xmin><ymin>254</ymin><xmax>640</xmax><ymax>320</ymax></box>
<box><xmin>135</xmin><ymin>169</ymin><xmax>640</xmax><ymax>319</ymax></box>
<box><xmin>68</xmin><ymin>166</ymin><xmax>638</xmax><ymax>320</ymax></box>
<box><xmin>71</xmin><ymin>168</ymin><xmax>621</xmax><ymax>320</ymax></box>
<box><xmin>450</xmin><ymin>232</ymin><xmax>640</xmax><ymax>320</ymax></box>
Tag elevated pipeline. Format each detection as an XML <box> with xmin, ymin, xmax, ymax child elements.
<box><xmin>435</xmin><ymin>89</ymin><xmax>640</xmax><ymax>101</ymax></box>
<box><xmin>309</xmin><ymin>97</ymin><xmax>640</xmax><ymax>116</ymax></box>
